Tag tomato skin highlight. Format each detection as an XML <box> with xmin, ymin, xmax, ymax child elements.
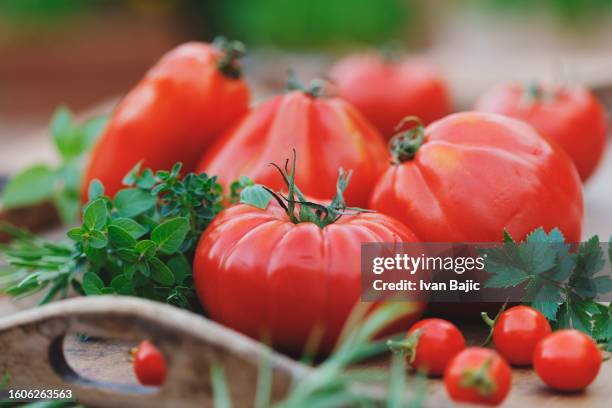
<box><xmin>492</xmin><ymin>305</ymin><xmax>551</xmax><ymax>366</ymax></box>
<box><xmin>475</xmin><ymin>82</ymin><xmax>608</xmax><ymax>182</ymax></box>
<box><xmin>444</xmin><ymin>347</ymin><xmax>512</xmax><ymax>406</ymax></box>
<box><xmin>533</xmin><ymin>329</ymin><xmax>602</xmax><ymax>391</ymax></box>
<box><xmin>196</xmin><ymin>91</ymin><xmax>388</xmax><ymax>207</ymax></box>
<box><xmin>133</xmin><ymin>340</ymin><xmax>167</xmax><ymax>386</ymax></box>
<box><xmin>406</xmin><ymin>318</ymin><xmax>465</xmax><ymax>376</ymax></box>
<box><xmin>369</xmin><ymin>111</ymin><xmax>583</xmax><ymax>243</ymax></box>
<box><xmin>83</xmin><ymin>41</ymin><xmax>249</xmax><ymax>199</ymax></box>
<box><xmin>193</xmin><ymin>202</ymin><xmax>425</xmax><ymax>355</ymax></box>
<box><xmin>330</xmin><ymin>54</ymin><xmax>451</xmax><ymax>138</ymax></box>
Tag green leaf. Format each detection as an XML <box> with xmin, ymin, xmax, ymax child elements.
<box><xmin>149</xmin><ymin>257</ymin><xmax>175</xmax><ymax>286</ymax></box>
<box><xmin>110</xmin><ymin>274</ymin><xmax>134</xmax><ymax>295</ymax></box>
<box><xmin>151</xmin><ymin>217</ymin><xmax>189</xmax><ymax>255</ymax></box>
<box><xmin>51</xmin><ymin>106</ymin><xmax>77</xmax><ymax>158</ymax></box>
<box><xmin>575</xmin><ymin>236</ymin><xmax>604</xmax><ymax>278</ymax></box>
<box><xmin>88</xmin><ymin>179</ymin><xmax>104</xmax><ymax>201</ymax></box>
<box><xmin>112</xmin><ymin>218</ymin><xmax>146</xmax><ymax>239</ymax></box>
<box><xmin>114</xmin><ymin>188</ymin><xmax>155</xmax><ymax>217</ymax></box>
<box><xmin>83</xmin><ymin>199</ymin><xmax>108</xmax><ymax>230</ymax></box>
<box><xmin>82</xmin><ymin>272</ymin><xmax>104</xmax><ymax>295</ymax></box>
<box><xmin>1</xmin><ymin>165</ymin><xmax>55</xmax><ymax>209</ymax></box>
<box><xmin>503</xmin><ymin>229</ymin><xmax>515</xmax><ymax>244</ymax></box>
<box><xmin>594</xmin><ymin>276</ymin><xmax>612</xmax><ymax>295</ymax></box>
<box><xmin>240</xmin><ymin>185</ymin><xmax>272</xmax><ymax>209</ymax></box>
<box><xmin>135</xmin><ymin>240</ymin><xmax>157</xmax><ymax>259</ymax></box>
<box><xmin>122</xmin><ymin>162</ymin><xmax>143</xmax><ymax>186</ymax></box>
<box><xmin>53</xmin><ymin>188</ymin><xmax>80</xmax><ymax>225</ymax></box>
<box><xmin>531</xmin><ymin>284</ymin><xmax>561</xmax><ymax>320</ymax></box>
<box><xmin>81</xmin><ymin>115</ymin><xmax>108</xmax><ymax>150</ymax></box>
<box><xmin>67</xmin><ymin>227</ymin><xmax>84</xmax><ymax>242</ymax></box>
<box><xmin>167</xmin><ymin>253</ymin><xmax>191</xmax><ymax>285</ymax></box>
<box><xmin>117</xmin><ymin>248</ymin><xmax>139</xmax><ymax>263</ymax></box>
<box><xmin>87</xmin><ymin>230</ymin><xmax>108</xmax><ymax>249</ymax></box>
<box><xmin>108</xmin><ymin>225</ymin><xmax>137</xmax><ymax>249</ymax></box>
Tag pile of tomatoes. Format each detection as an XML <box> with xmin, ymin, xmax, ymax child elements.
<box><xmin>82</xmin><ymin>38</ymin><xmax>608</xmax><ymax>404</ymax></box>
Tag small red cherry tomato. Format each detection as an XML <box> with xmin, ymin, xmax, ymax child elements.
<box><xmin>132</xmin><ymin>340</ymin><xmax>167</xmax><ymax>386</ymax></box>
<box><xmin>491</xmin><ymin>305</ymin><xmax>552</xmax><ymax>366</ymax></box>
<box><xmin>444</xmin><ymin>347</ymin><xmax>512</xmax><ymax>406</ymax></box>
<box><xmin>389</xmin><ymin>318</ymin><xmax>465</xmax><ymax>377</ymax></box>
<box><xmin>533</xmin><ymin>329</ymin><xmax>602</xmax><ymax>391</ymax></box>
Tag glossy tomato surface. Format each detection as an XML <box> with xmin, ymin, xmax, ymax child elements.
<box><xmin>533</xmin><ymin>329</ymin><xmax>601</xmax><ymax>391</ymax></box>
<box><xmin>369</xmin><ymin>112</ymin><xmax>583</xmax><ymax>243</ymax></box>
<box><xmin>492</xmin><ymin>305</ymin><xmax>551</xmax><ymax>366</ymax></box>
<box><xmin>133</xmin><ymin>340</ymin><xmax>167</xmax><ymax>386</ymax></box>
<box><xmin>330</xmin><ymin>54</ymin><xmax>451</xmax><ymax>138</ymax></box>
<box><xmin>444</xmin><ymin>347</ymin><xmax>512</xmax><ymax>406</ymax></box>
<box><xmin>475</xmin><ymin>82</ymin><xmax>608</xmax><ymax>181</ymax></box>
<box><xmin>406</xmin><ymin>318</ymin><xmax>465</xmax><ymax>376</ymax></box>
<box><xmin>196</xmin><ymin>91</ymin><xmax>388</xmax><ymax>207</ymax></box>
<box><xmin>83</xmin><ymin>41</ymin><xmax>249</xmax><ymax>199</ymax></box>
<box><xmin>193</xmin><ymin>202</ymin><xmax>425</xmax><ymax>355</ymax></box>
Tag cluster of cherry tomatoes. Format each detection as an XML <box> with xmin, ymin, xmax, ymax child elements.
<box><xmin>391</xmin><ymin>306</ymin><xmax>603</xmax><ymax>405</ymax></box>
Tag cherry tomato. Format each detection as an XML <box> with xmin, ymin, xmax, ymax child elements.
<box><xmin>391</xmin><ymin>318</ymin><xmax>465</xmax><ymax>377</ymax></box>
<box><xmin>369</xmin><ymin>112</ymin><xmax>583</xmax><ymax>243</ymax></box>
<box><xmin>83</xmin><ymin>39</ymin><xmax>250</xmax><ymax>199</ymax></box>
<box><xmin>132</xmin><ymin>340</ymin><xmax>167</xmax><ymax>386</ymax></box>
<box><xmin>533</xmin><ymin>329</ymin><xmax>602</xmax><ymax>391</ymax></box>
<box><xmin>444</xmin><ymin>347</ymin><xmax>512</xmax><ymax>406</ymax></box>
<box><xmin>330</xmin><ymin>53</ymin><xmax>451</xmax><ymax>138</ymax></box>
<box><xmin>197</xmin><ymin>78</ymin><xmax>388</xmax><ymax>207</ymax></box>
<box><xmin>475</xmin><ymin>82</ymin><xmax>608</xmax><ymax>181</ymax></box>
<box><xmin>194</xmin><ymin>164</ymin><xmax>425</xmax><ymax>355</ymax></box>
<box><xmin>490</xmin><ymin>305</ymin><xmax>551</xmax><ymax>366</ymax></box>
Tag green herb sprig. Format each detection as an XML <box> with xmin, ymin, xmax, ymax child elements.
<box><xmin>0</xmin><ymin>107</ymin><xmax>108</xmax><ymax>224</ymax></box>
<box><xmin>482</xmin><ymin>228</ymin><xmax>612</xmax><ymax>348</ymax></box>
<box><xmin>0</xmin><ymin>163</ymin><xmax>223</xmax><ymax>310</ymax></box>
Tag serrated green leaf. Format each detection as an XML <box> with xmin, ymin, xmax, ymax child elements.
<box><xmin>151</xmin><ymin>217</ymin><xmax>189</xmax><ymax>255</ymax></box>
<box><xmin>112</xmin><ymin>218</ymin><xmax>146</xmax><ymax>239</ymax></box>
<box><xmin>503</xmin><ymin>229</ymin><xmax>515</xmax><ymax>244</ymax></box>
<box><xmin>87</xmin><ymin>230</ymin><xmax>108</xmax><ymax>249</ymax></box>
<box><xmin>149</xmin><ymin>257</ymin><xmax>175</xmax><ymax>286</ymax></box>
<box><xmin>485</xmin><ymin>264</ymin><xmax>529</xmax><ymax>288</ymax></box>
<box><xmin>568</xmin><ymin>301</ymin><xmax>595</xmax><ymax>334</ymax></box>
<box><xmin>82</xmin><ymin>272</ymin><xmax>104</xmax><ymax>295</ymax></box>
<box><xmin>114</xmin><ymin>188</ymin><xmax>155</xmax><ymax>217</ymax></box>
<box><xmin>574</xmin><ymin>236</ymin><xmax>604</xmax><ymax>278</ymax></box>
<box><xmin>83</xmin><ymin>199</ymin><xmax>108</xmax><ymax>230</ymax></box>
<box><xmin>240</xmin><ymin>185</ymin><xmax>272</xmax><ymax>209</ymax></box>
<box><xmin>593</xmin><ymin>276</ymin><xmax>612</xmax><ymax>295</ymax></box>
<box><xmin>167</xmin><ymin>253</ymin><xmax>191</xmax><ymax>285</ymax></box>
<box><xmin>531</xmin><ymin>284</ymin><xmax>561</xmax><ymax>320</ymax></box>
<box><xmin>88</xmin><ymin>179</ymin><xmax>104</xmax><ymax>201</ymax></box>
<box><xmin>593</xmin><ymin>309</ymin><xmax>612</xmax><ymax>341</ymax></box>
<box><xmin>108</xmin><ymin>225</ymin><xmax>136</xmax><ymax>249</ymax></box>
<box><xmin>1</xmin><ymin>165</ymin><xmax>55</xmax><ymax>209</ymax></box>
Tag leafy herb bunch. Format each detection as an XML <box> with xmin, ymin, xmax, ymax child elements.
<box><xmin>1</xmin><ymin>163</ymin><xmax>224</xmax><ymax>310</ymax></box>
<box><xmin>483</xmin><ymin>228</ymin><xmax>612</xmax><ymax>347</ymax></box>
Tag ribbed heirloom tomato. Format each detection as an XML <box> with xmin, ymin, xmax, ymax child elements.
<box><xmin>475</xmin><ymin>82</ymin><xmax>608</xmax><ymax>181</ymax></box>
<box><xmin>196</xmin><ymin>77</ymin><xmax>388</xmax><ymax>207</ymax></box>
<box><xmin>330</xmin><ymin>53</ymin><xmax>451</xmax><ymax>139</ymax></box>
<box><xmin>369</xmin><ymin>113</ymin><xmax>583</xmax><ymax>243</ymax></box>
<box><xmin>194</xmin><ymin>157</ymin><xmax>425</xmax><ymax>354</ymax></box>
<box><xmin>83</xmin><ymin>38</ymin><xmax>250</xmax><ymax>199</ymax></box>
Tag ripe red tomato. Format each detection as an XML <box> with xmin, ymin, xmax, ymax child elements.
<box><xmin>83</xmin><ymin>39</ymin><xmax>250</xmax><ymax>199</ymax></box>
<box><xmin>391</xmin><ymin>318</ymin><xmax>465</xmax><ymax>377</ymax></box>
<box><xmin>369</xmin><ymin>112</ymin><xmax>583</xmax><ymax>243</ymax></box>
<box><xmin>490</xmin><ymin>305</ymin><xmax>551</xmax><ymax>366</ymax></box>
<box><xmin>533</xmin><ymin>329</ymin><xmax>602</xmax><ymax>391</ymax></box>
<box><xmin>475</xmin><ymin>82</ymin><xmax>608</xmax><ymax>181</ymax></box>
<box><xmin>196</xmin><ymin>82</ymin><xmax>388</xmax><ymax>207</ymax></box>
<box><xmin>194</xmin><ymin>164</ymin><xmax>424</xmax><ymax>355</ymax></box>
<box><xmin>132</xmin><ymin>340</ymin><xmax>167</xmax><ymax>386</ymax></box>
<box><xmin>444</xmin><ymin>347</ymin><xmax>512</xmax><ymax>406</ymax></box>
<box><xmin>330</xmin><ymin>53</ymin><xmax>451</xmax><ymax>138</ymax></box>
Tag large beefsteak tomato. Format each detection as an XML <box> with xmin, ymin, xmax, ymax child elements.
<box><xmin>83</xmin><ymin>38</ymin><xmax>250</xmax><ymax>199</ymax></box>
<box><xmin>330</xmin><ymin>53</ymin><xmax>451</xmax><ymax>139</ymax></box>
<box><xmin>369</xmin><ymin>113</ymin><xmax>583</xmax><ymax>243</ymax></box>
<box><xmin>196</xmin><ymin>78</ymin><xmax>388</xmax><ymax>207</ymax></box>
<box><xmin>194</xmin><ymin>157</ymin><xmax>424</xmax><ymax>354</ymax></box>
<box><xmin>475</xmin><ymin>82</ymin><xmax>608</xmax><ymax>181</ymax></box>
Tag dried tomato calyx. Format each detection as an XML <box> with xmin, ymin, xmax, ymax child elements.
<box><xmin>213</xmin><ymin>36</ymin><xmax>246</xmax><ymax>79</ymax></box>
<box><xmin>286</xmin><ymin>70</ymin><xmax>333</xmax><ymax>99</ymax></box>
<box><xmin>388</xmin><ymin>116</ymin><xmax>426</xmax><ymax>164</ymax></box>
<box><xmin>387</xmin><ymin>329</ymin><xmax>422</xmax><ymax>364</ymax></box>
<box><xmin>460</xmin><ymin>358</ymin><xmax>497</xmax><ymax>397</ymax></box>
<box><xmin>261</xmin><ymin>150</ymin><xmax>372</xmax><ymax>228</ymax></box>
